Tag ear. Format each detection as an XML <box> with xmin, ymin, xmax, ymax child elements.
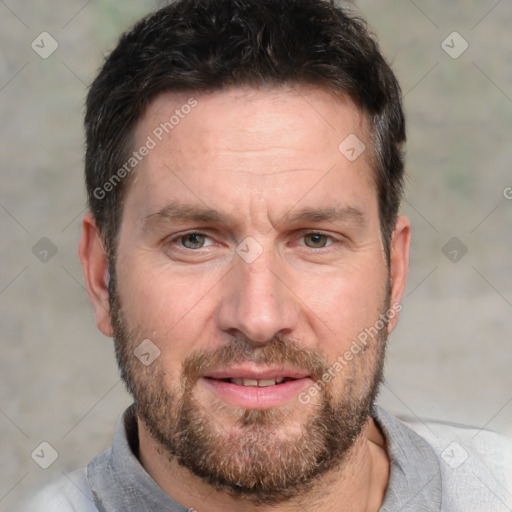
<box><xmin>387</xmin><ymin>215</ymin><xmax>410</xmax><ymax>334</ymax></box>
<box><xmin>78</xmin><ymin>212</ymin><xmax>113</xmax><ymax>337</ymax></box>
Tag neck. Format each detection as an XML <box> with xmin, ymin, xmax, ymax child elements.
<box><xmin>137</xmin><ymin>416</ymin><xmax>389</xmax><ymax>512</ymax></box>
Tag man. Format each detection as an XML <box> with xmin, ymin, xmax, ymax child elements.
<box><xmin>20</xmin><ymin>0</ymin><xmax>511</xmax><ymax>510</ymax></box>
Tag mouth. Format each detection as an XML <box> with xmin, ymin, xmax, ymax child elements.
<box><xmin>208</xmin><ymin>376</ymin><xmax>298</xmax><ymax>387</ymax></box>
<box><xmin>200</xmin><ymin>367</ymin><xmax>313</xmax><ymax>409</ymax></box>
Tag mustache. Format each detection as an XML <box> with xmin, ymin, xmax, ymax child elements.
<box><xmin>181</xmin><ymin>336</ymin><xmax>331</xmax><ymax>386</ymax></box>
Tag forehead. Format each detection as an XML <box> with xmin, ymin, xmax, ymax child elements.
<box><xmin>124</xmin><ymin>85</ymin><xmax>377</xmax><ymax>226</ymax></box>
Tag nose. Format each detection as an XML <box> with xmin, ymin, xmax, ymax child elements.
<box><xmin>216</xmin><ymin>249</ymin><xmax>300</xmax><ymax>345</ymax></box>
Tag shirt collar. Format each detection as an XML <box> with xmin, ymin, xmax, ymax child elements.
<box><xmin>87</xmin><ymin>404</ymin><xmax>442</xmax><ymax>511</ymax></box>
<box><xmin>373</xmin><ymin>406</ymin><xmax>442</xmax><ymax>511</ymax></box>
<box><xmin>87</xmin><ymin>404</ymin><xmax>188</xmax><ymax>512</ymax></box>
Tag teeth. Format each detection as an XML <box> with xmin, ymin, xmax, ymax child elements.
<box><xmin>227</xmin><ymin>378</ymin><xmax>285</xmax><ymax>387</ymax></box>
<box><xmin>257</xmin><ymin>379</ymin><xmax>276</xmax><ymax>387</ymax></box>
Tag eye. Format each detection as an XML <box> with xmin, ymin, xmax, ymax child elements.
<box><xmin>179</xmin><ymin>232</ymin><xmax>211</xmax><ymax>249</ymax></box>
<box><xmin>302</xmin><ymin>233</ymin><xmax>333</xmax><ymax>249</ymax></box>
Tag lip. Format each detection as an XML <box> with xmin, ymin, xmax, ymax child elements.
<box><xmin>200</xmin><ymin>365</ymin><xmax>314</xmax><ymax>409</ymax></box>
<box><xmin>204</xmin><ymin>364</ymin><xmax>310</xmax><ymax>381</ymax></box>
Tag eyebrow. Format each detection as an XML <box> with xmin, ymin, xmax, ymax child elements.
<box><xmin>142</xmin><ymin>201</ymin><xmax>367</xmax><ymax>231</ymax></box>
<box><xmin>143</xmin><ymin>203</ymin><xmax>224</xmax><ymax>230</ymax></box>
<box><xmin>279</xmin><ymin>206</ymin><xmax>367</xmax><ymax>228</ymax></box>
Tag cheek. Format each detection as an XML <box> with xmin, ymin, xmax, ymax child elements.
<box><xmin>115</xmin><ymin>259</ymin><xmax>221</xmax><ymax>362</ymax></box>
<box><xmin>300</xmin><ymin>263</ymin><xmax>388</xmax><ymax>355</ymax></box>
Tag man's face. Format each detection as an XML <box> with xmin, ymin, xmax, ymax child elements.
<box><xmin>101</xmin><ymin>86</ymin><xmax>407</xmax><ymax>502</ymax></box>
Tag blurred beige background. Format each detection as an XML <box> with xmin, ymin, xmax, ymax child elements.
<box><xmin>1</xmin><ymin>0</ymin><xmax>511</xmax><ymax>509</ymax></box>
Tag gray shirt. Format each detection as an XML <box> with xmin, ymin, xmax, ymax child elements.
<box><xmin>18</xmin><ymin>405</ymin><xmax>512</xmax><ymax>511</ymax></box>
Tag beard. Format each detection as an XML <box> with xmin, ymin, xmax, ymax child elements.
<box><xmin>108</xmin><ymin>271</ymin><xmax>389</xmax><ymax>505</ymax></box>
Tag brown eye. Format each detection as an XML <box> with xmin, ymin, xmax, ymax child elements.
<box><xmin>303</xmin><ymin>233</ymin><xmax>330</xmax><ymax>248</ymax></box>
<box><xmin>181</xmin><ymin>233</ymin><xmax>207</xmax><ymax>249</ymax></box>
